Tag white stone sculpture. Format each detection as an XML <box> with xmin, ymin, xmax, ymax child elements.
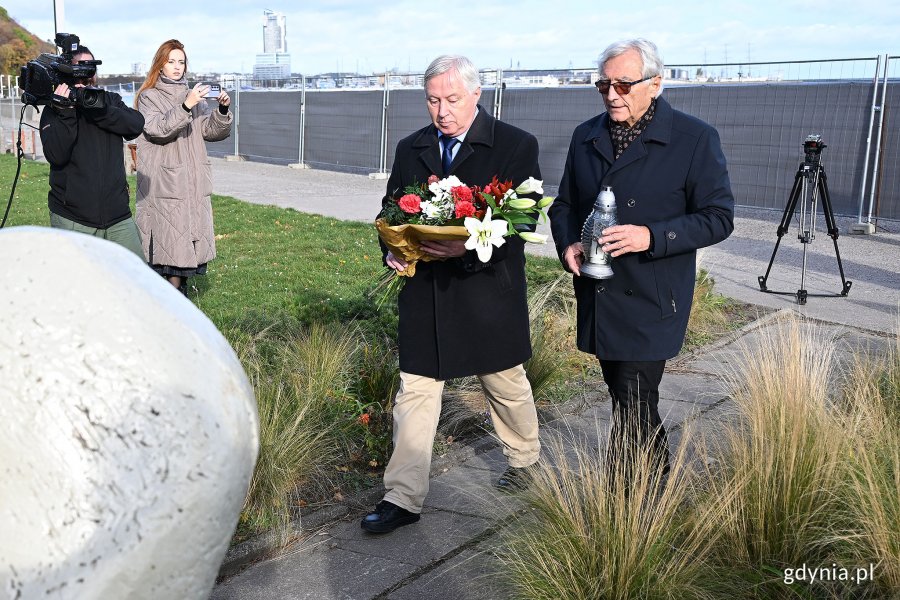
<box><xmin>0</xmin><ymin>227</ymin><xmax>259</xmax><ymax>599</ymax></box>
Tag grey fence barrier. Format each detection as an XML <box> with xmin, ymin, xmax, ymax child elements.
<box><xmin>207</xmin><ymin>81</ymin><xmax>898</xmax><ymax>221</ymax></box>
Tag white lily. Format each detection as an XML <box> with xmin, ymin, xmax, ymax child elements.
<box><xmin>464</xmin><ymin>207</ymin><xmax>507</xmax><ymax>262</ymax></box>
<box><xmin>518</xmin><ymin>231</ymin><xmax>548</xmax><ymax>244</ymax></box>
<box><xmin>515</xmin><ymin>177</ymin><xmax>544</xmax><ymax>196</ymax></box>
<box><xmin>506</xmin><ymin>198</ymin><xmax>536</xmax><ymax>210</ymax></box>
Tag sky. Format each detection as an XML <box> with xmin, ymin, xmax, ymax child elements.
<box><xmin>4</xmin><ymin>0</ymin><xmax>898</xmax><ymax>76</ymax></box>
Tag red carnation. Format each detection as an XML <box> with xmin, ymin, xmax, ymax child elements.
<box><xmin>455</xmin><ymin>200</ymin><xmax>476</xmax><ymax>218</ymax></box>
<box><xmin>398</xmin><ymin>193</ymin><xmax>422</xmax><ymax>214</ymax></box>
<box><xmin>427</xmin><ymin>174</ymin><xmax>440</xmax><ymax>185</ymax></box>
<box><xmin>451</xmin><ymin>185</ymin><xmax>474</xmax><ymax>203</ymax></box>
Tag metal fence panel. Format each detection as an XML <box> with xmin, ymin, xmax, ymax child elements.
<box><xmin>500</xmin><ymin>87</ymin><xmax>602</xmax><ymax>186</ymax></box>
<box><xmin>384</xmin><ymin>89</ymin><xmax>429</xmax><ymax>180</ymax></box>
<box><xmin>200</xmin><ymin>79</ymin><xmax>898</xmax><ymax>220</ymax></box>
<box><xmin>303</xmin><ymin>90</ymin><xmax>383</xmax><ymax>173</ymax></box>
<box><xmin>874</xmin><ymin>73</ymin><xmax>899</xmax><ymax>220</ymax></box>
<box><xmin>665</xmin><ymin>83</ymin><xmax>875</xmax><ymax>216</ymax></box>
<box><xmin>237</xmin><ymin>92</ymin><xmax>301</xmax><ymax>165</ymax></box>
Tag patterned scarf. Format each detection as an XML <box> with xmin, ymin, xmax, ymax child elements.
<box><xmin>609</xmin><ymin>98</ymin><xmax>658</xmax><ymax>160</ymax></box>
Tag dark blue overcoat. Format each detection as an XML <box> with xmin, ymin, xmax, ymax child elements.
<box><xmin>383</xmin><ymin>108</ymin><xmax>541</xmax><ymax>379</ymax></box>
<box><xmin>549</xmin><ymin>97</ymin><xmax>734</xmax><ymax>361</ymax></box>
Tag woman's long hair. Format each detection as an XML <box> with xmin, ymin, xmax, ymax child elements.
<box><xmin>134</xmin><ymin>39</ymin><xmax>186</xmax><ymax>108</ymax></box>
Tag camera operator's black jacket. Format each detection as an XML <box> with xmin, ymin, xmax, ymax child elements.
<box><xmin>40</xmin><ymin>91</ymin><xmax>144</xmax><ymax>228</ymax></box>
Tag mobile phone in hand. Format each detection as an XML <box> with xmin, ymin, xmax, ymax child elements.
<box><xmin>204</xmin><ymin>83</ymin><xmax>222</xmax><ymax>98</ymax></box>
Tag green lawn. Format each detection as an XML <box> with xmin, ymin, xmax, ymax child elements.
<box><xmin>0</xmin><ymin>155</ymin><xmax>563</xmax><ymax>337</ymax></box>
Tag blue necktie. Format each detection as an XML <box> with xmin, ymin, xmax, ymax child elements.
<box><xmin>442</xmin><ymin>137</ymin><xmax>458</xmax><ymax>175</ymax></box>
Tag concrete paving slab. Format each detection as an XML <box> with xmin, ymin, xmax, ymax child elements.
<box><xmin>658</xmin><ymin>397</ymin><xmax>705</xmax><ymax>429</ymax></box>
<box><xmin>386</xmin><ymin>543</ymin><xmax>514</xmax><ymax>600</ymax></box>
<box><xmin>658</xmin><ymin>371</ymin><xmax>728</xmax><ymax>406</ymax></box>
<box><xmin>455</xmin><ymin>445</ymin><xmax>510</xmax><ymax>473</ymax></box>
<box><xmin>210</xmin><ymin>541</ymin><xmax>418</xmax><ymax>600</ymax></box>
<box><xmin>329</xmin><ymin>510</ymin><xmax>492</xmax><ymax>569</ymax></box>
<box><xmin>423</xmin><ymin>467</ymin><xmax>524</xmax><ymax>518</ymax></box>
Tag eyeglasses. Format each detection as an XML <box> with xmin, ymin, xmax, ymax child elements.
<box><xmin>594</xmin><ymin>76</ymin><xmax>655</xmax><ymax>96</ymax></box>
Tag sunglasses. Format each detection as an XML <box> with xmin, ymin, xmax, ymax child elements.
<box><xmin>594</xmin><ymin>75</ymin><xmax>655</xmax><ymax>96</ymax></box>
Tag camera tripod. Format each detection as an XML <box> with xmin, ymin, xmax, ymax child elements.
<box><xmin>757</xmin><ymin>158</ymin><xmax>852</xmax><ymax>305</ymax></box>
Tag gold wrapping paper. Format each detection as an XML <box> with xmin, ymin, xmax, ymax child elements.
<box><xmin>375</xmin><ymin>218</ymin><xmax>470</xmax><ymax>277</ymax></box>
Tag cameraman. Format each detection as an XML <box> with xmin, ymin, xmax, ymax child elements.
<box><xmin>39</xmin><ymin>45</ymin><xmax>145</xmax><ymax>256</ymax></box>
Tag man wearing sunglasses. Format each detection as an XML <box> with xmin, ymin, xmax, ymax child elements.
<box><xmin>549</xmin><ymin>39</ymin><xmax>734</xmax><ymax>482</ymax></box>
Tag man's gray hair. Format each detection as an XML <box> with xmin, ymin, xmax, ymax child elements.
<box><xmin>598</xmin><ymin>39</ymin><xmax>664</xmax><ymax>78</ymax></box>
<box><xmin>424</xmin><ymin>55</ymin><xmax>481</xmax><ymax>93</ymax></box>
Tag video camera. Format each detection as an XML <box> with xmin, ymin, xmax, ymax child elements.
<box><xmin>803</xmin><ymin>134</ymin><xmax>826</xmax><ymax>166</ymax></box>
<box><xmin>20</xmin><ymin>33</ymin><xmax>105</xmax><ymax>109</ymax></box>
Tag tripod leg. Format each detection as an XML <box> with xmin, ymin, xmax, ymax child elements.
<box><xmin>817</xmin><ymin>170</ymin><xmax>853</xmax><ymax>296</ymax></box>
<box><xmin>759</xmin><ymin>166</ymin><xmax>804</xmax><ymax>292</ymax></box>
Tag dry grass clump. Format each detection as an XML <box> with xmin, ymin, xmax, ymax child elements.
<box><xmin>839</xmin><ymin>329</ymin><xmax>900</xmax><ymax>594</ymax></box>
<box><xmin>226</xmin><ymin>318</ymin><xmax>360</xmax><ymax>541</ymax></box>
<box><xmin>525</xmin><ymin>273</ymin><xmax>582</xmax><ymax>402</ymax></box>
<box><xmin>701</xmin><ymin>315</ymin><xmax>850</xmax><ymax>575</ymax></box>
<box><xmin>497</xmin><ymin>427</ymin><xmax>724</xmax><ymax>600</ymax></box>
<box><xmin>500</xmin><ymin>314</ymin><xmax>900</xmax><ymax>599</ymax></box>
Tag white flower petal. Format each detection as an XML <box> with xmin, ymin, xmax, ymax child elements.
<box><xmin>464</xmin><ymin>216</ymin><xmax>482</xmax><ymax>235</ymax></box>
<box><xmin>519</xmin><ymin>231</ymin><xmax>548</xmax><ymax>244</ymax></box>
<box><xmin>475</xmin><ymin>243</ymin><xmax>494</xmax><ymax>262</ymax></box>
<box><xmin>515</xmin><ymin>177</ymin><xmax>544</xmax><ymax>195</ymax></box>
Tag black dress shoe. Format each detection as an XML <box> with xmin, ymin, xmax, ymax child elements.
<box><xmin>496</xmin><ymin>466</ymin><xmax>530</xmax><ymax>492</ymax></box>
<box><xmin>360</xmin><ymin>500</ymin><xmax>420</xmax><ymax>534</ymax></box>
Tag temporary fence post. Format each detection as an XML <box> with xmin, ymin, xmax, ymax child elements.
<box><xmin>851</xmin><ymin>55</ymin><xmax>882</xmax><ymax>234</ymax></box>
<box><xmin>225</xmin><ymin>77</ymin><xmax>241</xmax><ymax>161</ymax></box>
<box><xmin>234</xmin><ymin>79</ymin><xmax>239</xmax><ymax>157</ymax></box>
<box><xmin>369</xmin><ymin>72</ymin><xmax>389</xmax><ymax>179</ymax></box>
<box><xmin>863</xmin><ymin>53</ymin><xmax>890</xmax><ymax>229</ymax></box>
<box><xmin>289</xmin><ymin>75</ymin><xmax>309</xmax><ymax>169</ymax></box>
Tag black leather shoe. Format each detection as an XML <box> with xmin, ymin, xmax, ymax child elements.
<box><xmin>496</xmin><ymin>466</ymin><xmax>530</xmax><ymax>492</ymax></box>
<box><xmin>360</xmin><ymin>500</ymin><xmax>420</xmax><ymax>534</ymax></box>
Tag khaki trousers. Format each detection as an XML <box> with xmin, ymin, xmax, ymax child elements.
<box><xmin>383</xmin><ymin>365</ymin><xmax>541</xmax><ymax>513</ymax></box>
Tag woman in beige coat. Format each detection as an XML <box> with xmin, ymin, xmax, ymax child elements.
<box><xmin>135</xmin><ymin>39</ymin><xmax>233</xmax><ymax>295</ymax></box>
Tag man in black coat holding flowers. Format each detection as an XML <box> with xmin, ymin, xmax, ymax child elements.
<box><xmin>362</xmin><ymin>55</ymin><xmax>542</xmax><ymax>534</ymax></box>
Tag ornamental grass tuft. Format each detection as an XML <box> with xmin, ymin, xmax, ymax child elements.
<box><xmin>497</xmin><ymin>423</ymin><xmax>726</xmax><ymax>600</ymax></box>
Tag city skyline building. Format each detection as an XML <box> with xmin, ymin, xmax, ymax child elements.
<box><xmin>262</xmin><ymin>9</ymin><xmax>287</xmax><ymax>54</ymax></box>
<box><xmin>254</xmin><ymin>9</ymin><xmax>290</xmax><ymax>80</ymax></box>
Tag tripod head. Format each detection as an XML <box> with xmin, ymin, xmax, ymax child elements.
<box><xmin>803</xmin><ymin>134</ymin><xmax>826</xmax><ymax>167</ymax></box>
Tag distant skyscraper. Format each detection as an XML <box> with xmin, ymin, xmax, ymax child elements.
<box><xmin>263</xmin><ymin>10</ymin><xmax>287</xmax><ymax>54</ymax></box>
<box><xmin>131</xmin><ymin>62</ymin><xmax>146</xmax><ymax>76</ymax></box>
<box><xmin>254</xmin><ymin>10</ymin><xmax>291</xmax><ymax>81</ymax></box>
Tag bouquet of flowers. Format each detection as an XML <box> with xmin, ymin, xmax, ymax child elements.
<box><xmin>371</xmin><ymin>174</ymin><xmax>553</xmax><ymax>303</ymax></box>
<box><xmin>376</xmin><ymin>174</ymin><xmax>554</xmax><ymax>274</ymax></box>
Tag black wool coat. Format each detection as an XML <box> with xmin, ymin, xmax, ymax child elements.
<box><xmin>549</xmin><ymin>97</ymin><xmax>735</xmax><ymax>361</ymax></box>
<box><xmin>40</xmin><ymin>91</ymin><xmax>145</xmax><ymax>228</ymax></box>
<box><xmin>382</xmin><ymin>107</ymin><xmax>541</xmax><ymax>380</ymax></box>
